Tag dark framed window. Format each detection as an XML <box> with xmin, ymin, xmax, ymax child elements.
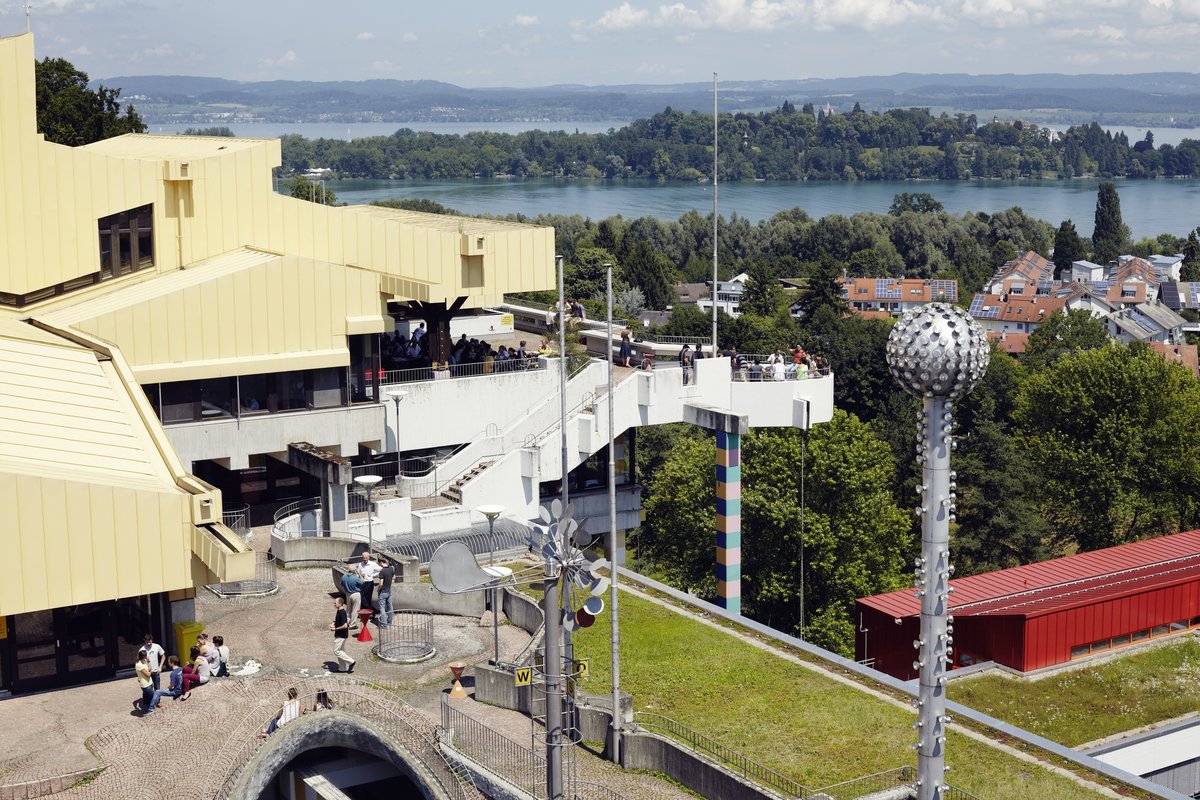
<box><xmin>99</xmin><ymin>204</ymin><xmax>154</xmax><ymax>279</ymax></box>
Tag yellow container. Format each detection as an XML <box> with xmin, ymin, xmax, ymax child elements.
<box><xmin>172</xmin><ymin>620</ymin><xmax>204</xmax><ymax>666</ymax></box>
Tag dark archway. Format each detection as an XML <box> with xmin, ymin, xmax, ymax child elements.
<box><xmin>229</xmin><ymin>711</ymin><xmax>454</xmax><ymax>800</ymax></box>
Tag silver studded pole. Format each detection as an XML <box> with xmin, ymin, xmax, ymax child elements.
<box><xmin>885</xmin><ymin>303</ymin><xmax>988</xmax><ymax>800</ymax></box>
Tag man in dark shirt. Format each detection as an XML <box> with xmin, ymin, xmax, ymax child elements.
<box><xmin>330</xmin><ymin>597</ymin><xmax>355</xmax><ymax>673</ymax></box>
<box><xmin>376</xmin><ymin>556</ymin><xmax>396</xmax><ymax>628</ymax></box>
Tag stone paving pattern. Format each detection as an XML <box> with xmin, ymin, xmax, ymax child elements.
<box><xmin>0</xmin><ymin>546</ymin><xmax>691</xmax><ymax>800</ymax></box>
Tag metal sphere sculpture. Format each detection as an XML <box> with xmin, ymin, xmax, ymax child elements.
<box><xmin>886</xmin><ymin>302</ymin><xmax>988</xmax><ymax>800</ymax></box>
<box><xmin>885</xmin><ymin>303</ymin><xmax>989</xmax><ymax>399</ymax></box>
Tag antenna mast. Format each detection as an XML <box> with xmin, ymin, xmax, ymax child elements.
<box><xmin>25</xmin><ymin>2</ymin><xmax>32</xmax><ymax>32</ymax></box>
<box><xmin>711</xmin><ymin>72</ymin><xmax>718</xmax><ymax>355</ymax></box>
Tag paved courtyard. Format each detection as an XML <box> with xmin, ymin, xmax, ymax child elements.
<box><xmin>0</xmin><ymin>545</ymin><xmax>691</xmax><ymax>800</ymax></box>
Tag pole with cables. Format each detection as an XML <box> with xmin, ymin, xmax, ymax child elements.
<box><xmin>711</xmin><ymin>72</ymin><xmax>719</xmax><ymax>356</ymax></box>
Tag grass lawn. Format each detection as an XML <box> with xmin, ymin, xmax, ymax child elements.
<box><xmin>953</xmin><ymin>637</ymin><xmax>1200</xmax><ymax>747</ymax></box>
<box><xmin>564</xmin><ymin>588</ymin><xmax>1114</xmax><ymax>799</ymax></box>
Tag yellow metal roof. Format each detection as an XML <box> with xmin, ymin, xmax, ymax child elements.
<box><xmin>80</xmin><ymin>132</ymin><xmax>274</xmax><ymax>160</ymax></box>
<box><xmin>37</xmin><ymin>247</ymin><xmax>280</xmax><ymax>327</ymax></box>
<box><xmin>0</xmin><ymin>319</ymin><xmax>177</xmax><ymax>490</ymax></box>
<box><xmin>346</xmin><ymin>203</ymin><xmax>544</xmax><ymax>234</ymax></box>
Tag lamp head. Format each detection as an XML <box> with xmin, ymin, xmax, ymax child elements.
<box><xmin>885</xmin><ymin>303</ymin><xmax>989</xmax><ymax>399</ymax></box>
<box><xmin>354</xmin><ymin>475</ymin><xmax>383</xmax><ymax>490</ymax></box>
<box><xmin>478</xmin><ymin>504</ymin><xmax>506</xmax><ymax>521</ymax></box>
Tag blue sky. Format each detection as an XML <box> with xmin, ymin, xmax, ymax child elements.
<box><xmin>6</xmin><ymin>0</ymin><xmax>1200</xmax><ymax>85</ymax></box>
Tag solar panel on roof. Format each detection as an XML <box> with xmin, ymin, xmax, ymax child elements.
<box><xmin>1161</xmin><ymin>284</ymin><xmax>1181</xmax><ymax>309</ymax></box>
<box><xmin>875</xmin><ymin>278</ymin><xmax>901</xmax><ymax>299</ymax></box>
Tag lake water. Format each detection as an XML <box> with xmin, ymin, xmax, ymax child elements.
<box><xmin>323</xmin><ymin>177</ymin><xmax>1200</xmax><ymax>239</ymax></box>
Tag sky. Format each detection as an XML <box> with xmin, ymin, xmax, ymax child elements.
<box><xmin>4</xmin><ymin>0</ymin><xmax>1200</xmax><ymax>86</ymax></box>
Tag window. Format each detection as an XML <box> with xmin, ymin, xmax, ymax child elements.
<box><xmin>99</xmin><ymin>204</ymin><xmax>154</xmax><ymax>279</ymax></box>
<box><xmin>1070</xmin><ymin>644</ymin><xmax>1090</xmax><ymax>659</ymax></box>
<box><xmin>1132</xmin><ymin>629</ymin><xmax>1150</xmax><ymax>642</ymax></box>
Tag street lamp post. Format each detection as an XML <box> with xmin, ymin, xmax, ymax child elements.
<box><xmin>479</xmin><ymin>504</ymin><xmax>506</xmax><ymax>565</ymax></box>
<box><xmin>386</xmin><ymin>389</ymin><xmax>407</xmax><ymax>490</ymax></box>
<box><xmin>354</xmin><ymin>475</ymin><xmax>383</xmax><ymax>554</ymax></box>
<box><xmin>479</xmin><ymin>504</ymin><xmax>507</xmax><ymax>666</ymax></box>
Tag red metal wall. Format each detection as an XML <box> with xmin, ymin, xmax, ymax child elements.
<box><xmin>1022</xmin><ymin>580</ymin><xmax>1200</xmax><ymax>671</ymax></box>
<box><xmin>859</xmin><ymin>578</ymin><xmax>1200</xmax><ymax>678</ymax></box>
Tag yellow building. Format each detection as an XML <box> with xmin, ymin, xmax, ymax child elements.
<box><xmin>0</xmin><ymin>32</ymin><xmax>555</xmax><ymax>692</ymax></box>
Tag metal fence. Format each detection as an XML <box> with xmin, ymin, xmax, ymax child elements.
<box><xmin>385</xmin><ymin>524</ymin><xmax>531</xmax><ymax>565</ymax></box>
<box><xmin>206</xmin><ymin>551</ymin><xmax>278</xmax><ymax>597</ymax></box>
<box><xmin>272</xmin><ymin>497</ymin><xmax>324</xmax><ymax>540</ymax></box>
<box><xmin>374</xmin><ymin>610</ymin><xmax>436</xmax><ymax>663</ymax></box>
<box><xmin>209</xmin><ymin>679</ymin><xmax>480</xmax><ymax>800</ymax></box>
<box><xmin>382</xmin><ymin>357</ymin><xmax>543</xmax><ymax>385</ymax></box>
<box><xmin>731</xmin><ymin>357</ymin><xmax>833</xmax><ymax>382</ymax></box>
<box><xmin>222</xmin><ymin>503</ymin><xmax>250</xmax><ymax>539</ymax></box>
<box><xmin>631</xmin><ymin>712</ymin><xmax>810</xmax><ymax>799</ymax></box>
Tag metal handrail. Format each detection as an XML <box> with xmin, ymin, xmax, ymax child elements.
<box><xmin>731</xmin><ymin>357</ymin><xmax>833</xmax><ymax>382</ymax></box>
<box><xmin>382</xmin><ymin>357</ymin><xmax>544</xmax><ymax>385</ymax></box>
<box><xmin>273</xmin><ymin>496</ymin><xmax>322</xmax><ymax>525</ymax></box>
<box><xmin>631</xmin><ymin>711</ymin><xmax>809</xmax><ymax>799</ymax></box>
<box><xmin>810</xmin><ymin>766</ymin><xmax>916</xmax><ymax>800</ymax></box>
<box><xmin>209</xmin><ymin>679</ymin><xmax>479</xmax><ymax>800</ymax></box>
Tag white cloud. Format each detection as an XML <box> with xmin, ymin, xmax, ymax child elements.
<box><xmin>356</xmin><ymin>32</ymin><xmax>375</xmax><ymax>41</ymax></box>
<box><xmin>69</xmin><ymin>45</ymin><xmax>91</xmax><ymax>56</ymax></box>
<box><xmin>402</xmin><ymin>32</ymin><xmax>417</xmax><ymax>42</ymax></box>
<box><xmin>259</xmin><ymin>49</ymin><xmax>297</xmax><ymax>67</ymax></box>
<box><xmin>142</xmin><ymin>43</ymin><xmax>174</xmax><ymax>58</ymax></box>
<box><xmin>595</xmin><ymin>2</ymin><xmax>650</xmax><ymax>30</ymax></box>
<box><xmin>513</xmin><ymin>14</ymin><xmax>540</xmax><ymax>26</ymax></box>
<box><xmin>372</xmin><ymin>59</ymin><xmax>399</xmax><ymax>72</ymax></box>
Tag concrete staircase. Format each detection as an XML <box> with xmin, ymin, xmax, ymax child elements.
<box><xmin>439</xmin><ymin>459</ymin><xmax>497</xmax><ymax>504</ymax></box>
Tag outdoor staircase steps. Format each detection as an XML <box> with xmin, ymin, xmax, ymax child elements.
<box><xmin>439</xmin><ymin>459</ymin><xmax>496</xmax><ymax>504</ymax></box>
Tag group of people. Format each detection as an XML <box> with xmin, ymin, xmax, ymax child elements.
<box><xmin>545</xmin><ymin>299</ymin><xmax>587</xmax><ymax>333</ymax></box>
<box><xmin>382</xmin><ymin>321</ymin><xmax>430</xmax><ymax>371</ymax></box>
<box><xmin>258</xmin><ymin>688</ymin><xmax>336</xmax><ymax>738</ymax></box>
<box><xmin>136</xmin><ymin>631</ymin><xmax>231</xmax><ymax>715</ymax></box>
<box><xmin>446</xmin><ymin>335</ymin><xmax>535</xmax><ymax>374</ymax></box>
<box><xmin>720</xmin><ymin>344</ymin><xmax>824</xmax><ymax>382</ymax></box>
<box><xmin>333</xmin><ymin>551</ymin><xmax>398</xmax><ymax>673</ymax></box>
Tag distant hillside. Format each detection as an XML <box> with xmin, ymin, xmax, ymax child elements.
<box><xmin>97</xmin><ymin>73</ymin><xmax>1200</xmax><ymax>127</ymax></box>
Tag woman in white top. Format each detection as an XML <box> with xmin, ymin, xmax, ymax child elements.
<box><xmin>260</xmin><ymin>687</ymin><xmax>301</xmax><ymax>737</ymax></box>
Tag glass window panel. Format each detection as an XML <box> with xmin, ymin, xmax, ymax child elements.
<box><xmin>1090</xmin><ymin>639</ymin><xmax>1110</xmax><ymax>652</ymax></box>
<box><xmin>198</xmin><ymin>377</ymin><xmax>235</xmax><ymax>419</ymax></box>
<box><xmin>1132</xmin><ymin>630</ymin><xmax>1150</xmax><ymax>642</ymax></box>
<box><xmin>1111</xmin><ymin>634</ymin><xmax>1131</xmax><ymax>647</ymax></box>
<box><xmin>239</xmin><ymin>374</ymin><xmax>270</xmax><ymax>414</ymax></box>
<box><xmin>283</xmin><ymin>372</ymin><xmax>307</xmax><ymax>411</ymax></box>
<box><xmin>311</xmin><ymin>367</ymin><xmax>344</xmax><ymax>408</ymax></box>
<box><xmin>1171</xmin><ymin>620</ymin><xmax>1187</xmax><ymax>631</ymax></box>
<box><xmin>1152</xmin><ymin>625</ymin><xmax>1169</xmax><ymax>636</ymax></box>
<box><xmin>1070</xmin><ymin>644</ymin><xmax>1090</xmax><ymax>659</ymax></box>
<box><xmin>160</xmin><ymin>381</ymin><xmax>197</xmax><ymax>424</ymax></box>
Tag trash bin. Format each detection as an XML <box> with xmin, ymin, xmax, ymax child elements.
<box><xmin>173</xmin><ymin>620</ymin><xmax>204</xmax><ymax>666</ymax></box>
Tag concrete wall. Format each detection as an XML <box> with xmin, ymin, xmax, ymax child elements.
<box><xmin>391</xmin><ymin>583</ymin><xmax>486</xmax><ymax>616</ymax></box>
<box><xmin>621</xmin><ymin>730</ymin><xmax>777</xmax><ymax>800</ymax></box>
<box><xmin>166</xmin><ymin>403</ymin><xmax>385</xmax><ymax>470</ymax></box>
<box><xmin>382</xmin><ymin>366</ymin><xmax>560</xmax><ymax>453</ymax></box>
<box><xmin>503</xmin><ymin>588</ymin><xmax>544</xmax><ymax>637</ymax></box>
<box><xmin>271</xmin><ymin>533</ymin><xmax>362</xmax><ymax>568</ymax></box>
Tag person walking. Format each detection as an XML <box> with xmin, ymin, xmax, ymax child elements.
<box><xmin>135</xmin><ymin>649</ymin><xmax>154</xmax><ymax>714</ymax></box>
<box><xmin>331</xmin><ymin>596</ymin><xmax>356</xmax><ymax>674</ymax></box>
<box><xmin>142</xmin><ymin>634</ymin><xmax>166</xmax><ymax>690</ymax></box>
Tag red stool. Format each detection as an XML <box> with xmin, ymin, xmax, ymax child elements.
<box><xmin>356</xmin><ymin>609</ymin><xmax>374</xmax><ymax>642</ymax></box>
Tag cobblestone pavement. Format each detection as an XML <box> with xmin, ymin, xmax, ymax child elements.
<box><xmin>0</xmin><ymin>557</ymin><xmax>687</xmax><ymax>800</ymax></box>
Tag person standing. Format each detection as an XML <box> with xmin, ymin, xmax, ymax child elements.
<box><xmin>142</xmin><ymin>634</ymin><xmax>166</xmax><ymax>690</ymax></box>
<box><xmin>619</xmin><ymin>333</ymin><xmax>633</xmax><ymax>368</ymax></box>
<box><xmin>136</xmin><ymin>649</ymin><xmax>154</xmax><ymax>713</ymax></box>
<box><xmin>679</xmin><ymin>344</ymin><xmax>694</xmax><ymax>385</ymax></box>
<box><xmin>212</xmin><ymin>635</ymin><xmax>230</xmax><ymax>677</ymax></box>
<box><xmin>376</xmin><ymin>556</ymin><xmax>396</xmax><ymax>627</ymax></box>
<box><xmin>331</xmin><ymin>596</ymin><xmax>355</xmax><ymax>674</ymax></box>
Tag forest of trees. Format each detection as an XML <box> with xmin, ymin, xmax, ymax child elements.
<box><xmin>279</xmin><ymin>105</ymin><xmax>1200</xmax><ymax>182</ymax></box>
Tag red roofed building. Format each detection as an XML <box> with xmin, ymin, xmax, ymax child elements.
<box><xmin>856</xmin><ymin>530</ymin><xmax>1200</xmax><ymax>678</ymax></box>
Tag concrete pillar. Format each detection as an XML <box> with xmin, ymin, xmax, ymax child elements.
<box><xmin>715</xmin><ymin>431</ymin><xmax>741</xmax><ymax>614</ymax></box>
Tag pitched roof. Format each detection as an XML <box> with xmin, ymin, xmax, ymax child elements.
<box><xmin>1107</xmin><ymin>281</ymin><xmax>1148</xmax><ymax>305</ymax></box>
<box><xmin>987</xmin><ymin>331</ymin><xmax>1030</xmax><ymax>354</ymax></box>
<box><xmin>1114</xmin><ymin>257</ymin><xmax>1159</xmax><ymax>285</ymax></box>
<box><xmin>840</xmin><ymin>277</ymin><xmax>959</xmax><ymax>304</ymax></box>
<box><xmin>1149</xmin><ymin>342</ymin><xmax>1200</xmax><ymax>378</ymax></box>
<box><xmin>859</xmin><ymin>530</ymin><xmax>1200</xmax><ymax>620</ymax></box>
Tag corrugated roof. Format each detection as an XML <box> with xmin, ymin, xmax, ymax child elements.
<box><xmin>859</xmin><ymin>530</ymin><xmax>1200</xmax><ymax>620</ymax></box>
<box><xmin>347</xmin><ymin>203</ymin><xmax>546</xmax><ymax>234</ymax></box>
<box><xmin>0</xmin><ymin>319</ymin><xmax>176</xmax><ymax>490</ymax></box>
<box><xmin>36</xmin><ymin>248</ymin><xmax>279</xmax><ymax>325</ymax></box>
<box><xmin>80</xmin><ymin>133</ymin><xmax>273</xmax><ymax>159</ymax></box>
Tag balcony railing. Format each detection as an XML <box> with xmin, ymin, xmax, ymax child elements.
<box><xmin>382</xmin><ymin>356</ymin><xmax>544</xmax><ymax>385</ymax></box>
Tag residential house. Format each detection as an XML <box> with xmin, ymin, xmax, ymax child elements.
<box><xmin>1106</xmin><ymin>303</ymin><xmax>1187</xmax><ymax>345</ymax></box>
<box><xmin>696</xmin><ymin>272</ymin><xmax>750</xmax><ymax>317</ymax></box>
<box><xmin>838</xmin><ymin>277</ymin><xmax>959</xmax><ymax>317</ymax></box>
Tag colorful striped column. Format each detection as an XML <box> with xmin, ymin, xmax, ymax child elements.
<box><xmin>715</xmin><ymin>431</ymin><xmax>742</xmax><ymax>614</ymax></box>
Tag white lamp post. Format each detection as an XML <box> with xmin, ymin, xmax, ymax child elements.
<box><xmin>478</xmin><ymin>504</ymin><xmax>507</xmax><ymax>666</ymax></box>
<box><xmin>354</xmin><ymin>475</ymin><xmax>383</xmax><ymax>554</ymax></box>
<box><xmin>386</xmin><ymin>389</ymin><xmax>408</xmax><ymax>490</ymax></box>
<box><xmin>478</xmin><ymin>504</ymin><xmax>506</xmax><ymax>565</ymax></box>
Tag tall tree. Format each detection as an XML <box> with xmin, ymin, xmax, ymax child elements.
<box><xmin>793</xmin><ymin>256</ymin><xmax>847</xmax><ymax>322</ymax></box>
<box><xmin>618</xmin><ymin>240</ymin><xmax>675</xmax><ymax>311</ymax></box>
<box><xmin>35</xmin><ymin>57</ymin><xmax>145</xmax><ymax>146</ymax></box>
<box><xmin>287</xmin><ymin>175</ymin><xmax>338</xmax><ymax>205</ymax></box>
<box><xmin>1091</xmin><ymin>182</ymin><xmax>1130</xmax><ymax>265</ymax></box>
<box><xmin>1020</xmin><ymin>308</ymin><xmax>1109</xmax><ymax>372</ymax></box>
<box><xmin>1052</xmin><ymin>219</ymin><xmax>1087</xmax><ymax>279</ymax></box>
<box><xmin>1017</xmin><ymin>344</ymin><xmax>1200</xmax><ymax>551</ymax></box>
<box><xmin>1182</xmin><ymin>229</ymin><xmax>1200</xmax><ymax>282</ymax></box>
